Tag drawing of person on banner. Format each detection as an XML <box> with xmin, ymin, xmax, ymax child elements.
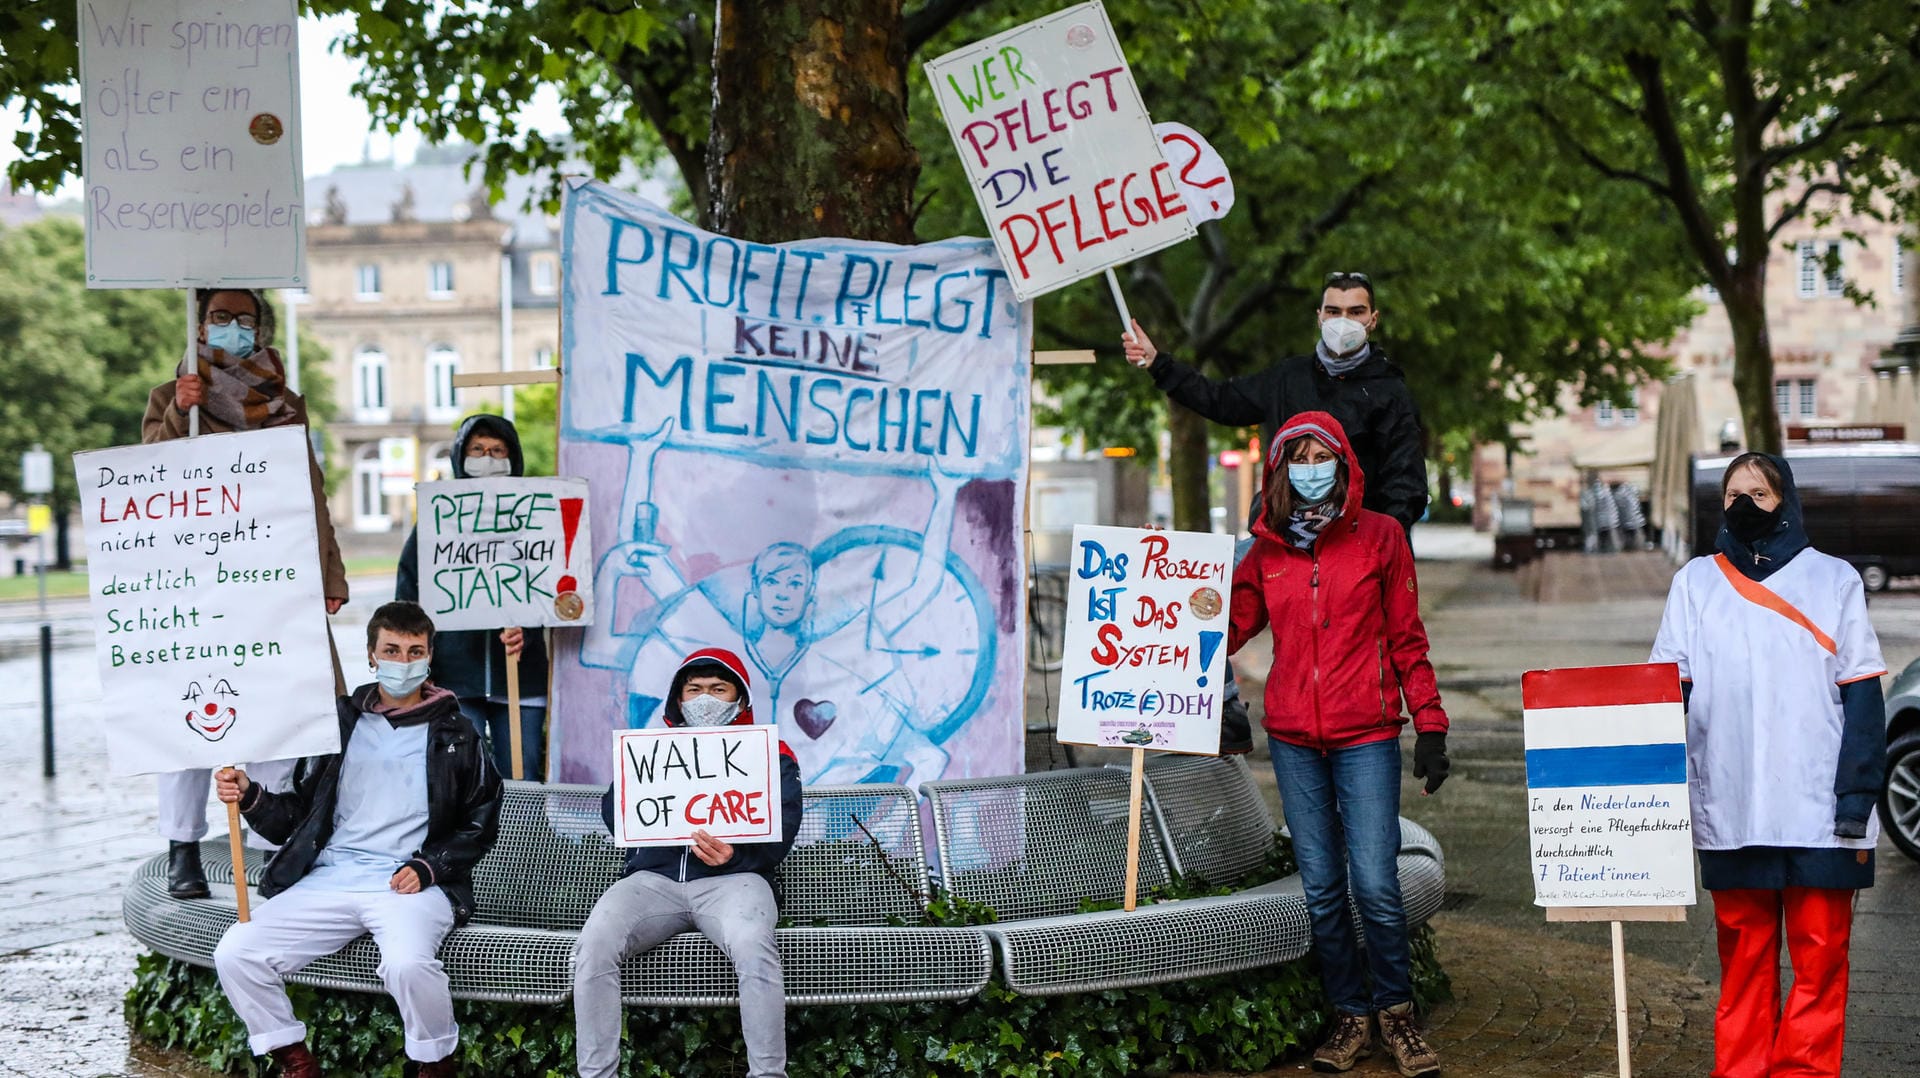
<box><xmin>579</xmin><ymin>420</ymin><xmax>984</xmax><ymax>786</ymax></box>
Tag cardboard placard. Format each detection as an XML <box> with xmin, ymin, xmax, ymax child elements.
<box><xmin>1056</xmin><ymin>524</ymin><xmax>1232</xmax><ymax>754</ymax></box>
<box><xmin>414</xmin><ymin>476</ymin><xmax>594</xmax><ymax>630</ymax></box>
<box><xmin>611</xmin><ymin>726</ymin><xmax>783</xmax><ymax>847</ymax></box>
<box><xmin>74</xmin><ymin>427</ymin><xmax>338</xmax><ymax>774</ymax></box>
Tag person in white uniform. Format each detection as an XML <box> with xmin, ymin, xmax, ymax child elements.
<box><xmin>211</xmin><ymin>601</ymin><xmax>502</xmax><ymax>1078</ymax></box>
<box><xmin>1650</xmin><ymin>452</ymin><xmax>1887</xmax><ymax>1078</ymax></box>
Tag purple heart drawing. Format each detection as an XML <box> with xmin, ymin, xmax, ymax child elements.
<box><xmin>792</xmin><ymin>699</ymin><xmax>838</xmax><ymax>740</ymax></box>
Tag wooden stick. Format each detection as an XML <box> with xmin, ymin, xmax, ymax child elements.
<box><xmin>450</xmin><ymin>368</ymin><xmax>561</xmax><ymax>388</ymax></box>
<box><xmin>1033</xmin><ymin>349</ymin><xmax>1097</xmax><ymax>366</ymax></box>
<box><xmin>506</xmin><ymin>649</ymin><xmax>524</xmax><ymax>781</ymax></box>
<box><xmin>185</xmin><ymin>290</ymin><xmax>201</xmax><ymax>437</ymax></box>
<box><xmin>1611</xmin><ymin>920</ymin><xmax>1632</xmax><ymax>1078</ymax></box>
<box><xmin>227</xmin><ymin>779</ymin><xmax>250</xmax><ymax>922</ymax></box>
<box><xmin>1104</xmin><ymin>268</ymin><xmax>1134</xmax><ymax>334</ymax></box>
<box><xmin>1123</xmin><ymin>746</ymin><xmax>1146</xmax><ymax>911</ymax></box>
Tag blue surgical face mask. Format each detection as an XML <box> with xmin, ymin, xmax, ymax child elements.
<box><xmin>206</xmin><ymin>323</ymin><xmax>256</xmax><ymax>357</ymax></box>
<box><xmin>374</xmin><ymin>658</ymin><xmax>430</xmax><ymax>699</ymax></box>
<box><xmin>1288</xmin><ymin>460</ymin><xmax>1339</xmax><ymax>503</ymax></box>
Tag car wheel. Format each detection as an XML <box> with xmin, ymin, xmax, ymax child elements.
<box><xmin>1860</xmin><ymin>564</ymin><xmax>1890</xmax><ymax>592</ymax></box>
<box><xmin>1877</xmin><ymin>731</ymin><xmax>1920</xmax><ymax>863</ymax></box>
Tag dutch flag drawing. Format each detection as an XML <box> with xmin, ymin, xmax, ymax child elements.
<box><xmin>1521</xmin><ymin>665</ymin><xmax>1687</xmax><ymax>789</ymax></box>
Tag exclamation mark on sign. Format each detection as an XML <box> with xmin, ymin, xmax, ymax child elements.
<box><xmin>1196</xmin><ymin>631</ymin><xmax>1223</xmax><ymax>687</ymax></box>
<box><xmin>553</xmin><ymin>497</ymin><xmax>586</xmax><ymax>621</ymax></box>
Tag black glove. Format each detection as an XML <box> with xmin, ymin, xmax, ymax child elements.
<box><xmin>1835</xmin><ymin>817</ymin><xmax>1869</xmax><ymax>840</ymax></box>
<box><xmin>1413</xmin><ymin>732</ymin><xmax>1449</xmax><ymax>795</ymax></box>
<box><xmin>1218</xmin><ymin>695</ymin><xmax>1253</xmax><ymax>755</ymax></box>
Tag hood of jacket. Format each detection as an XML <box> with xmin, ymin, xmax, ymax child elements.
<box><xmin>662</xmin><ymin>647</ymin><xmax>758</xmax><ymax>728</ymax></box>
<box><xmin>1252</xmin><ymin>410</ymin><xmax>1368</xmax><ymax>546</ymax></box>
<box><xmin>1714</xmin><ymin>453</ymin><xmax>1810</xmax><ymax>581</ymax></box>
<box><xmin>450</xmin><ymin>414</ymin><xmax>525</xmax><ymax>479</ymax></box>
<box><xmin>348</xmin><ymin>680</ymin><xmax>462</xmax><ymax>725</ymax></box>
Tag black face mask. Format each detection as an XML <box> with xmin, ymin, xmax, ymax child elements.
<box><xmin>1724</xmin><ymin>494</ymin><xmax>1782</xmax><ymax>545</ymax></box>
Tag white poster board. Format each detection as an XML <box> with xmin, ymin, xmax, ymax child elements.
<box><xmin>925</xmin><ymin>0</ymin><xmax>1195</xmax><ymax>301</ymax></box>
<box><xmin>414</xmin><ymin>477</ymin><xmax>595</xmax><ymax>630</ymax></box>
<box><xmin>1056</xmin><ymin>524</ymin><xmax>1231</xmax><ymax>754</ymax></box>
<box><xmin>1522</xmin><ymin>664</ymin><xmax>1697</xmax><ymax>908</ymax></box>
<box><xmin>611</xmin><ymin>727</ymin><xmax>784</xmax><ymax>847</ymax></box>
<box><xmin>75</xmin><ymin>427</ymin><xmax>338</xmax><ymax>775</ymax></box>
<box><xmin>78</xmin><ymin>0</ymin><xmax>306</xmax><ymax>288</ymax></box>
<box><xmin>1152</xmin><ymin>122</ymin><xmax>1234</xmax><ymax>224</ymax></box>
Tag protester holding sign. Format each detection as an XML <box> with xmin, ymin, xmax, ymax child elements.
<box><xmin>574</xmin><ymin>648</ymin><xmax>803</xmax><ymax>1078</ymax></box>
<box><xmin>1649</xmin><ymin>453</ymin><xmax>1887</xmax><ymax>1078</ymax></box>
<box><xmin>1123</xmin><ymin>272</ymin><xmax>1429</xmax><ymax>532</ymax></box>
<box><xmin>396</xmin><ymin>415</ymin><xmax>552</xmax><ymax>780</ymax></box>
<box><xmin>143</xmin><ymin>286</ymin><xmax>348</xmax><ymax>899</ymax></box>
<box><xmin>1227</xmin><ymin>412</ymin><xmax>1447</xmax><ymax>1077</ymax></box>
<box><xmin>210</xmin><ymin>601</ymin><xmax>503</xmax><ymax>1078</ymax></box>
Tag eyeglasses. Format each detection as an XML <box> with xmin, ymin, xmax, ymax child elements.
<box><xmin>1324</xmin><ymin>271</ymin><xmax>1372</xmax><ymax>285</ymax></box>
<box><xmin>465</xmin><ymin>445</ymin><xmax>511</xmax><ymax>458</ymax></box>
<box><xmin>206</xmin><ymin>311</ymin><xmax>259</xmax><ymax>329</ymax></box>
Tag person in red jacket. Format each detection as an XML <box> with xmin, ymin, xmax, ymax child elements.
<box><xmin>1228</xmin><ymin>412</ymin><xmax>1449</xmax><ymax>1077</ymax></box>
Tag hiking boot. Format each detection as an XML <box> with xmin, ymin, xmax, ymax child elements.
<box><xmin>167</xmin><ymin>841</ymin><xmax>209</xmax><ymax>900</ymax></box>
<box><xmin>1311</xmin><ymin>1012</ymin><xmax>1372</xmax><ymax>1072</ymax></box>
<box><xmin>1376</xmin><ymin>1001</ymin><xmax>1441</xmax><ymax>1076</ymax></box>
<box><xmin>269</xmin><ymin>1042</ymin><xmax>321</xmax><ymax>1078</ymax></box>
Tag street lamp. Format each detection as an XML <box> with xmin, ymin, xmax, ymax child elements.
<box><xmin>21</xmin><ymin>444</ymin><xmax>54</xmax><ymax>777</ymax></box>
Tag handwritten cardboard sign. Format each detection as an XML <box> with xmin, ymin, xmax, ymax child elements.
<box><xmin>78</xmin><ymin>0</ymin><xmax>306</xmax><ymax>288</ymax></box>
<box><xmin>1152</xmin><ymin>122</ymin><xmax>1234</xmax><ymax>224</ymax></box>
<box><xmin>612</xmin><ymin>726</ymin><xmax>784</xmax><ymax>847</ymax></box>
<box><xmin>1522</xmin><ymin>664</ymin><xmax>1696</xmax><ymax>908</ymax></box>
<box><xmin>414</xmin><ymin>477</ymin><xmax>594</xmax><ymax>631</ymax></box>
<box><xmin>925</xmin><ymin>0</ymin><xmax>1194</xmax><ymax>301</ymax></box>
<box><xmin>74</xmin><ymin>427</ymin><xmax>339</xmax><ymax>775</ymax></box>
<box><xmin>1056</xmin><ymin>525</ymin><xmax>1232</xmax><ymax>754</ymax></box>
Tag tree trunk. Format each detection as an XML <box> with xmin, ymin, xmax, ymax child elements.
<box><xmin>1167</xmin><ymin>404</ymin><xmax>1212</xmax><ymax>532</ymax></box>
<box><xmin>1723</xmin><ymin>266</ymin><xmax>1780</xmax><ymax>454</ymax></box>
<box><xmin>708</xmin><ymin>0</ymin><xmax>919</xmax><ymax>243</ymax></box>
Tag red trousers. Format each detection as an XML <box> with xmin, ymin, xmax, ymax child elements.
<box><xmin>1712</xmin><ymin>887</ymin><xmax>1855</xmax><ymax>1078</ymax></box>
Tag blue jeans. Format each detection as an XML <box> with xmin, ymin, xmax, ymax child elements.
<box><xmin>1269</xmin><ymin>736</ymin><xmax>1411</xmax><ymax>1014</ymax></box>
<box><xmin>459</xmin><ymin>698</ymin><xmax>547</xmax><ymax>781</ymax></box>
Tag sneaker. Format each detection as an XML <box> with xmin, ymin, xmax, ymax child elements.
<box><xmin>166</xmin><ymin>841</ymin><xmax>209</xmax><ymax>900</ymax></box>
<box><xmin>1311</xmin><ymin>1012</ymin><xmax>1372</xmax><ymax>1072</ymax></box>
<box><xmin>1376</xmin><ymin>1001</ymin><xmax>1441</xmax><ymax>1077</ymax></box>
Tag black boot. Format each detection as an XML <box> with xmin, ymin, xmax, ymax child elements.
<box><xmin>167</xmin><ymin>841</ymin><xmax>209</xmax><ymax>899</ymax></box>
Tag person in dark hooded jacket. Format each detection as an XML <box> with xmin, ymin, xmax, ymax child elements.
<box><xmin>1227</xmin><ymin>412</ymin><xmax>1447</xmax><ymax>1076</ymax></box>
<box><xmin>396</xmin><ymin>414</ymin><xmax>552</xmax><ymax>780</ymax></box>
<box><xmin>1650</xmin><ymin>453</ymin><xmax>1886</xmax><ymax>1078</ymax></box>
<box><xmin>574</xmin><ymin>648</ymin><xmax>803</xmax><ymax>1078</ymax></box>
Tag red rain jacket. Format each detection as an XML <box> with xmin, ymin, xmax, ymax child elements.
<box><xmin>1228</xmin><ymin>411</ymin><xmax>1447</xmax><ymax>749</ymax></box>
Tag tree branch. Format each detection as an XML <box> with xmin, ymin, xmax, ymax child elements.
<box><xmin>906</xmin><ymin>0</ymin><xmax>987</xmax><ymax>53</ymax></box>
<box><xmin>608</xmin><ymin>23</ymin><xmax>709</xmax><ymax>216</ymax></box>
<box><xmin>1529</xmin><ymin>103</ymin><xmax>1671</xmax><ymax>198</ymax></box>
<box><xmin>1622</xmin><ymin>50</ymin><xmax>1730</xmax><ymax>286</ymax></box>
<box><xmin>1768</xmin><ymin>180</ymin><xmax>1852</xmax><ymax>242</ymax></box>
<box><xmin>1193</xmin><ymin>177</ymin><xmax>1379</xmax><ymax>358</ymax></box>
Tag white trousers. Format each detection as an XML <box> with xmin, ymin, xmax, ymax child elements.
<box><xmin>213</xmin><ymin>881</ymin><xmax>459</xmax><ymax>1061</ymax></box>
<box><xmin>156</xmin><ymin>759</ymin><xmax>296</xmax><ymax>848</ymax></box>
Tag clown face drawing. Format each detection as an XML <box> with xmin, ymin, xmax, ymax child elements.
<box><xmin>182</xmin><ymin>678</ymin><xmax>240</xmax><ymax>741</ymax></box>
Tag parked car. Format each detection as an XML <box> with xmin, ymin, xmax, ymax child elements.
<box><xmin>1877</xmin><ymin>656</ymin><xmax>1920</xmax><ymax>862</ymax></box>
<box><xmin>1692</xmin><ymin>444</ymin><xmax>1920</xmax><ymax>591</ymax></box>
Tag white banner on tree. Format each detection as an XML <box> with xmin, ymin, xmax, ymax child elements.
<box><xmin>925</xmin><ymin>0</ymin><xmax>1194</xmax><ymax>301</ymax></box>
<box><xmin>78</xmin><ymin>0</ymin><xmax>306</xmax><ymax>288</ymax></box>
<box><xmin>75</xmin><ymin>427</ymin><xmax>338</xmax><ymax>775</ymax></box>
<box><xmin>414</xmin><ymin>477</ymin><xmax>595</xmax><ymax>631</ymax></box>
<box><xmin>611</xmin><ymin>727</ymin><xmax>784</xmax><ymax>847</ymax></box>
<box><xmin>1057</xmin><ymin>525</ymin><xmax>1231</xmax><ymax>754</ymax></box>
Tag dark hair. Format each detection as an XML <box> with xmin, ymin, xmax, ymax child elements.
<box><xmin>1263</xmin><ymin>434</ymin><xmax>1349</xmax><ymax>529</ymax></box>
<box><xmin>1322</xmin><ymin>273</ymin><xmax>1376</xmax><ymax>308</ymax></box>
<box><xmin>1720</xmin><ymin>452</ymin><xmax>1784</xmax><ymax>498</ymax></box>
<box><xmin>195</xmin><ymin>288</ymin><xmax>277</xmax><ymax>348</ymax></box>
<box><xmin>366</xmin><ymin>600</ymin><xmax>436</xmax><ymax>652</ymax></box>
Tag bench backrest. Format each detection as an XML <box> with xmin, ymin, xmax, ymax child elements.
<box><xmin>921</xmin><ymin>768</ymin><xmax>1173</xmax><ymax>922</ymax></box>
<box><xmin>1138</xmin><ymin>755</ymin><xmax>1276</xmax><ymax>887</ymax></box>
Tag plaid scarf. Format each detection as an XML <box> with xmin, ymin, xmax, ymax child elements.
<box><xmin>1285</xmin><ymin>502</ymin><xmax>1341</xmax><ymax>549</ymax></box>
<box><xmin>179</xmin><ymin>343</ymin><xmax>296</xmax><ymax>430</ymax></box>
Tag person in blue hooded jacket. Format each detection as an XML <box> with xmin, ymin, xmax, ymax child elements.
<box><xmin>1650</xmin><ymin>452</ymin><xmax>1887</xmax><ymax>1078</ymax></box>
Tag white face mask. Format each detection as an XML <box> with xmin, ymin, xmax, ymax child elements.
<box><xmin>679</xmin><ymin>694</ymin><xmax>742</xmax><ymax>727</ymax></box>
<box><xmin>1320</xmin><ymin>317</ymin><xmax>1368</xmax><ymax>356</ymax></box>
<box><xmin>464</xmin><ymin>456</ymin><xmax>512</xmax><ymax>479</ymax></box>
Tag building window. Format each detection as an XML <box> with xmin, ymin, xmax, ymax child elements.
<box><xmin>1596</xmin><ymin>400</ymin><xmax>1615</xmax><ymax>427</ymax></box>
<box><xmin>1897</xmin><ymin>237</ymin><xmax>1906</xmax><ymax>294</ymax></box>
<box><xmin>428</xmin><ymin>346</ymin><xmax>460</xmax><ymax>420</ymax></box>
<box><xmin>356</xmin><ymin>264</ymin><xmax>382</xmax><ymax>300</ymax></box>
<box><xmin>533</xmin><ymin>345</ymin><xmax>555</xmax><ymax>369</ymax></box>
<box><xmin>352</xmin><ymin>446</ymin><xmax>389</xmax><ymax>532</ymax></box>
<box><xmin>1798</xmin><ymin>379</ymin><xmax>1817</xmax><ymax>418</ymax></box>
<box><xmin>428</xmin><ymin>260</ymin><xmax>455</xmax><ymax>298</ymax></box>
<box><xmin>531</xmin><ymin>253</ymin><xmax>558</xmax><ymax>295</ymax></box>
<box><xmin>1796</xmin><ymin>240</ymin><xmax>1844</xmax><ymax>298</ymax></box>
<box><xmin>1775</xmin><ymin>378</ymin><xmax>1816</xmax><ymax>419</ymax></box>
<box><xmin>353</xmin><ymin>346</ymin><xmax>389</xmax><ymax>422</ymax></box>
<box><xmin>1621</xmin><ymin>387</ymin><xmax>1640</xmax><ymax>426</ymax></box>
<box><xmin>1595</xmin><ymin>388</ymin><xmax>1639</xmax><ymax>429</ymax></box>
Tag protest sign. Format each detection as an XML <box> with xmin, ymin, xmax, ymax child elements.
<box><xmin>78</xmin><ymin>0</ymin><xmax>306</xmax><ymax>288</ymax></box>
<box><xmin>925</xmin><ymin>1</ymin><xmax>1194</xmax><ymax>301</ymax></box>
<box><xmin>1056</xmin><ymin>524</ymin><xmax>1233</xmax><ymax>755</ymax></box>
<box><xmin>74</xmin><ymin>427</ymin><xmax>338</xmax><ymax>775</ymax></box>
<box><xmin>1522</xmin><ymin>664</ymin><xmax>1696</xmax><ymax>909</ymax></box>
<box><xmin>1153</xmin><ymin>122</ymin><xmax>1235</xmax><ymax>224</ymax></box>
<box><xmin>611</xmin><ymin>726</ymin><xmax>784</xmax><ymax>847</ymax></box>
<box><xmin>414</xmin><ymin>477</ymin><xmax>595</xmax><ymax>631</ymax></box>
<box><xmin>552</xmin><ymin>180</ymin><xmax>1030</xmax><ymax>790</ymax></box>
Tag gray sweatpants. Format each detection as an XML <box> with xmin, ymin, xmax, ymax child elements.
<box><xmin>573</xmin><ymin>870</ymin><xmax>786</xmax><ymax>1078</ymax></box>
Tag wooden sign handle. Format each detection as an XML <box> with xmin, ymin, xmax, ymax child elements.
<box><xmin>226</xmin><ymin>773</ymin><xmax>250</xmax><ymax>922</ymax></box>
<box><xmin>506</xmin><ymin>649</ymin><xmax>524</xmax><ymax>781</ymax></box>
<box><xmin>1122</xmin><ymin>746</ymin><xmax>1146</xmax><ymax>911</ymax></box>
<box><xmin>1611</xmin><ymin>920</ymin><xmax>1632</xmax><ymax>1078</ymax></box>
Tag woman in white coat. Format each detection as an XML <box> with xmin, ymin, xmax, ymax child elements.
<box><xmin>1650</xmin><ymin>452</ymin><xmax>1887</xmax><ymax>1078</ymax></box>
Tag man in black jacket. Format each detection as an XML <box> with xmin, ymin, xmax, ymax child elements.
<box><xmin>1123</xmin><ymin>272</ymin><xmax>1430</xmax><ymax>530</ymax></box>
<box><xmin>211</xmin><ymin>601</ymin><xmax>503</xmax><ymax>1078</ymax></box>
<box><xmin>573</xmin><ymin>648</ymin><xmax>804</xmax><ymax>1078</ymax></box>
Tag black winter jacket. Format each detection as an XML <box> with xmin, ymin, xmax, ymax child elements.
<box><xmin>1149</xmin><ymin>348</ymin><xmax>1429</xmax><ymax>529</ymax></box>
<box><xmin>238</xmin><ymin>684</ymin><xmax>504</xmax><ymax>923</ymax></box>
<box><xmin>600</xmin><ymin>751</ymin><xmax>804</xmax><ymax>888</ymax></box>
